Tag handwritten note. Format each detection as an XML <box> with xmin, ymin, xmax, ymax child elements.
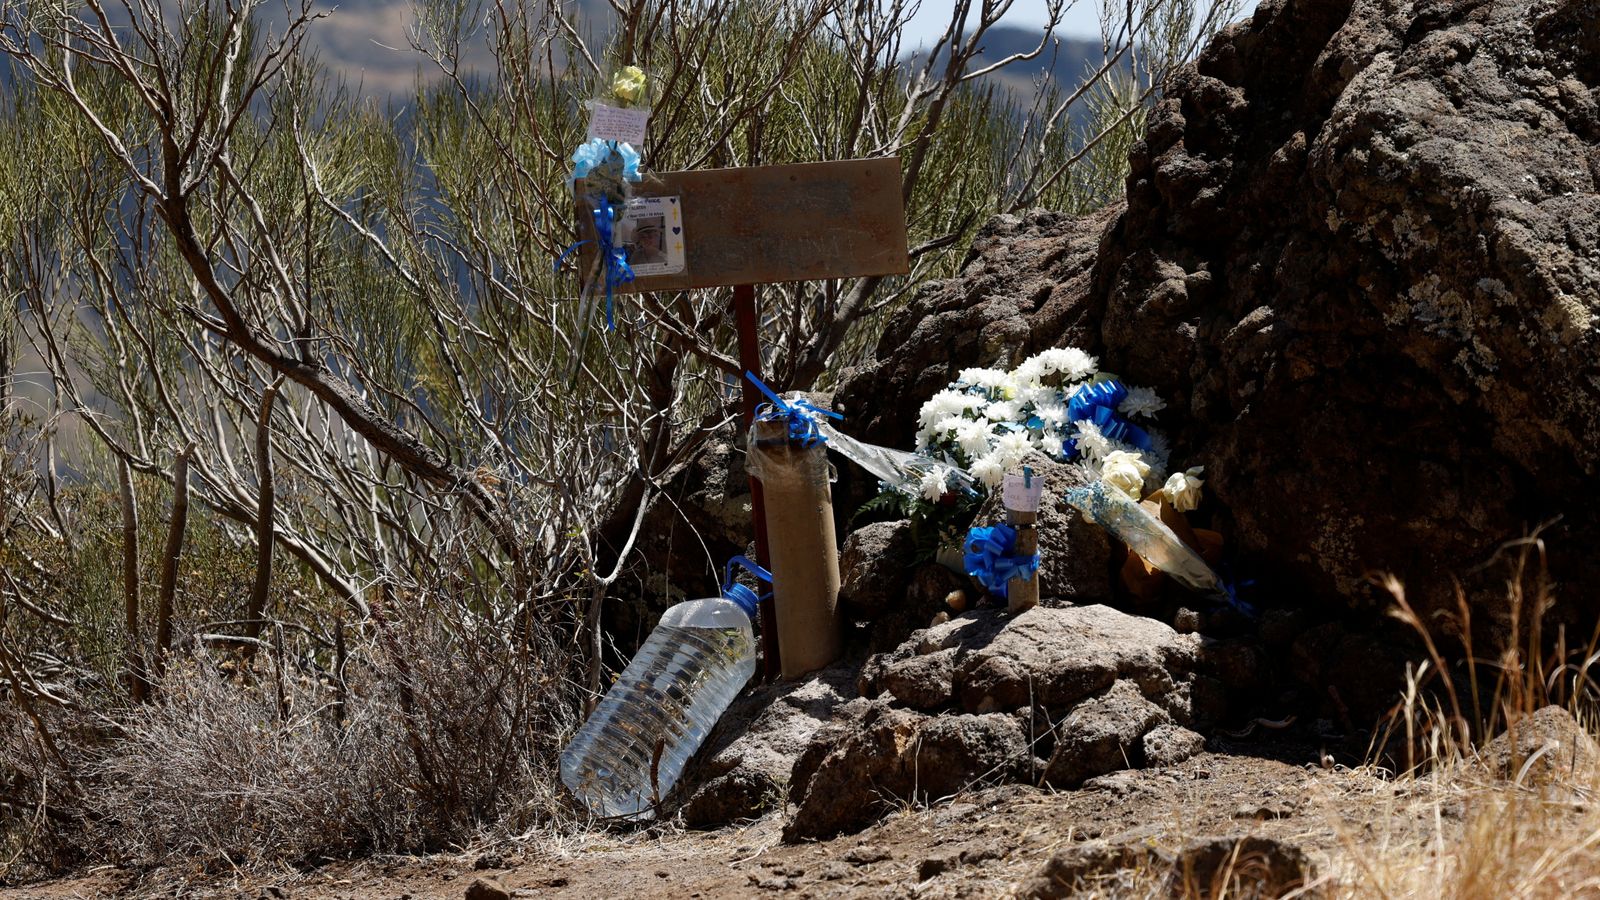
<box><xmin>1002</xmin><ymin>470</ymin><xmax>1044</xmax><ymax>513</ymax></box>
<box><xmin>587</xmin><ymin>103</ymin><xmax>649</xmax><ymax>146</ymax></box>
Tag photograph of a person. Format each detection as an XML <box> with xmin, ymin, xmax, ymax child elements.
<box><xmin>624</xmin><ymin>214</ymin><xmax>666</xmax><ymax>267</ymax></box>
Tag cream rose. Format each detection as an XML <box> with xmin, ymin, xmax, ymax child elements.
<box><xmin>1100</xmin><ymin>450</ymin><xmax>1151</xmax><ymax>500</ymax></box>
<box><xmin>1162</xmin><ymin>466</ymin><xmax>1205</xmax><ymax>512</ymax></box>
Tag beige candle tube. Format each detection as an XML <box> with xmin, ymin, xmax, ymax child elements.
<box><xmin>1006</xmin><ymin>507</ymin><xmax>1039</xmax><ymax>614</ymax></box>
<box><xmin>750</xmin><ymin>418</ymin><xmax>842</xmax><ymax>678</ymax></box>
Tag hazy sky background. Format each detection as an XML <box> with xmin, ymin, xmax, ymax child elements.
<box><xmin>306</xmin><ymin>0</ymin><xmax>1266</xmax><ymax>96</ymax></box>
<box><xmin>900</xmin><ymin>0</ymin><xmax>1262</xmax><ymax>48</ymax></box>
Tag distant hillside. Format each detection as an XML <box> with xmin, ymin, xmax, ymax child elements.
<box><xmin>303</xmin><ymin>7</ymin><xmax>1089</xmax><ymax>103</ymax></box>
<box><xmin>950</xmin><ymin>24</ymin><xmax>1116</xmax><ymax>101</ymax></box>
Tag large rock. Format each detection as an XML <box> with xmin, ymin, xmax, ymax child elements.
<box><xmin>1170</xmin><ymin>835</ymin><xmax>1321</xmax><ymax>899</ymax></box>
<box><xmin>838</xmin><ymin>520</ymin><xmax>917</xmax><ymax>617</ymax></box>
<box><xmin>1041</xmin><ymin>679</ymin><xmax>1171</xmax><ymax>788</ymax></box>
<box><xmin>1019</xmin><ymin>834</ymin><xmax>1319</xmax><ymax>900</ymax></box>
<box><xmin>838</xmin><ymin>0</ymin><xmax>1600</xmax><ymax>644</ymax></box>
<box><xmin>865</xmin><ymin>606</ymin><xmax>1206</xmax><ymax>721</ymax></box>
<box><xmin>783</xmin><ymin>701</ymin><xmax>1028</xmax><ymax>839</ymax></box>
<box><xmin>790</xmin><ymin>606</ymin><xmax>1213</xmax><ymax>837</ymax></box>
<box><xmin>1481</xmin><ymin>704</ymin><xmax>1600</xmax><ymax>788</ymax></box>
<box><xmin>674</xmin><ymin>661</ymin><xmax>857</xmax><ymax>827</ymax></box>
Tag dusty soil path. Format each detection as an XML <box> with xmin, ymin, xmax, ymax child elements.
<box><xmin>2</xmin><ymin>746</ymin><xmax>1463</xmax><ymax>899</ymax></box>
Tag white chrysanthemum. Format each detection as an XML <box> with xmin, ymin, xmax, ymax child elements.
<box><xmin>995</xmin><ymin>431</ymin><xmax>1033</xmax><ymax>467</ymax></box>
<box><xmin>1011</xmin><ymin>357</ymin><xmax>1046</xmax><ymax>388</ymax></box>
<box><xmin>1034</xmin><ymin>400</ymin><xmax>1068</xmax><ymax>427</ymax></box>
<box><xmin>1101</xmin><ymin>450</ymin><xmax>1151</xmax><ymax>500</ymax></box>
<box><xmin>1016</xmin><ymin>384</ymin><xmax>1057</xmax><ymax>409</ymax></box>
<box><xmin>1040</xmin><ymin>429</ymin><xmax>1068</xmax><ymax>460</ymax></box>
<box><xmin>919</xmin><ymin>466</ymin><xmax>951</xmax><ymax>502</ymax></box>
<box><xmin>970</xmin><ymin>453</ymin><xmax>1006</xmax><ymax>489</ymax></box>
<box><xmin>957</xmin><ymin>367</ymin><xmax>1008</xmax><ymax>391</ymax></box>
<box><xmin>1062</xmin><ymin>348</ymin><xmax>1099</xmax><ymax>381</ymax></box>
<box><xmin>1162</xmin><ymin>466</ymin><xmax>1205</xmax><ymax>512</ymax></box>
<box><xmin>916</xmin><ymin>392</ymin><xmax>957</xmax><ymax>430</ymax></box>
<box><xmin>984</xmin><ymin>400</ymin><xmax>1024</xmax><ymax>424</ymax></box>
<box><xmin>955</xmin><ymin>419</ymin><xmax>996</xmax><ymax>460</ymax></box>
<box><xmin>918</xmin><ymin>389</ymin><xmax>983</xmax><ymax>430</ymax></box>
<box><xmin>1030</xmin><ymin>346</ymin><xmax>1099</xmax><ymax>382</ymax></box>
<box><xmin>1120</xmin><ymin>385</ymin><xmax>1167</xmax><ymax>419</ymax></box>
<box><xmin>1070</xmin><ymin>419</ymin><xmax>1112</xmax><ymax>462</ymax></box>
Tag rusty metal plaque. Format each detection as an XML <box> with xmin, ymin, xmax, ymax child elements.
<box><xmin>576</xmin><ymin>157</ymin><xmax>909</xmax><ymax>292</ymax></box>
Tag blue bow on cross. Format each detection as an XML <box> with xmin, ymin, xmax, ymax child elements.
<box><xmin>964</xmin><ymin>523</ymin><xmax>1040</xmax><ymax>599</ymax></box>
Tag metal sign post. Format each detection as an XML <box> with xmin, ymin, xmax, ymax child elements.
<box><xmin>578</xmin><ymin>157</ymin><xmax>910</xmax><ymax>679</ymax></box>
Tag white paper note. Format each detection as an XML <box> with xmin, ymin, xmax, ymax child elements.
<box><xmin>587</xmin><ymin>103</ymin><xmax>650</xmax><ymax>146</ymax></box>
<box><xmin>1002</xmin><ymin>470</ymin><xmax>1044</xmax><ymax>513</ymax></box>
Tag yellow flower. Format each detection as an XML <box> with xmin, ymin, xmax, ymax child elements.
<box><xmin>612</xmin><ymin>65</ymin><xmax>647</xmax><ymax>105</ymax></box>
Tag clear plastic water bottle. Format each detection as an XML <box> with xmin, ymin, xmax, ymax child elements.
<box><xmin>560</xmin><ymin>558</ymin><xmax>768</xmax><ymax>818</ymax></box>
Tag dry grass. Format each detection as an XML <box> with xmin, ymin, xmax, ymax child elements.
<box><xmin>1328</xmin><ymin>533</ymin><xmax>1600</xmax><ymax>899</ymax></box>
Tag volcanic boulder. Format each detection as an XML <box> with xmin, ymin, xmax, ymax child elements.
<box><xmin>835</xmin><ymin>0</ymin><xmax>1600</xmax><ymax>638</ymax></box>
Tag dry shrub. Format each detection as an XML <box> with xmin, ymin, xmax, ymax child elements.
<box><xmin>2</xmin><ymin>587</ymin><xmax>582</xmax><ymax>879</ymax></box>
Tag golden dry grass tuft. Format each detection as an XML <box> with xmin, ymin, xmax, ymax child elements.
<box><xmin>1333</xmin><ymin>533</ymin><xmax>1600</xmax><ymax>899</ymax></box>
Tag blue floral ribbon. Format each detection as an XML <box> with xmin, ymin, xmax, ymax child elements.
<box><xmin>555</xmin><ymin>139</ymin><xmax>643</xmax><ymax>332</ymax></box>
<box><xmin>553</xmin><ymin>195</ymin><xmax>636</xmax><ymax>331</ymax></box>
<box><xmin>963</xmin><ymin>523</ymin><xmax>1040</xmax><ymax>599</ymax></box>
<box><xmin>1063</xmin><ymin>379</ymin><xmax>1152</xmax><ymax>457</ymax></box>
<box><xmin>744</xmin><ymin>371</ymin><xmax>843</xmax><ymax>448</ymax></box>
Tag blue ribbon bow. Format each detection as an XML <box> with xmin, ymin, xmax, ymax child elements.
<box><xmin>744</xmin><ymin>371</ymin><xmax>843</xmax><ymax>448</ymax></box>
<box><xmin>1062</xmin><ymin>379</ymin><xmax>1152</xmax><ymax>457</ymax></box>
<box><xmin>963</xmin><ymin>523</ymin><xmax>1040</xmax><ymax>600</ymax></box>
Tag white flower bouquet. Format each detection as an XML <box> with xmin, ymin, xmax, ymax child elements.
<box><xmin>911</xmin><ymin>347</ymin><xmax>1194</xmax><ymax>501</ymax></box>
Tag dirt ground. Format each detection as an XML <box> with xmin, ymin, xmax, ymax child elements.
<box><xmin>2</xmin><ymin>741</ymin><xmax>1480</xmax><ymax>900</ymax></box>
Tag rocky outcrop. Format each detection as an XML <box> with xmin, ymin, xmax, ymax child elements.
<box><xmin>1018</xmin><ymin>834</ymin><xmax>1320</xmax><ymax>899</ymax></box>
<box><xmin>835</xmin><ymin>0</ymin><xmax>1600</xmax><ymax>641</ymax></box>
<box><xmin>673</xmin><ymin>660</ymin><xmax>857</xmax><ymax>827</ymax></box>
<box><xmin>1481</xmin><ymin>704</ymin><xmax>1600</xmax><ymax>788</ymax></box>
<box><xmin>785</xmin><ymin>607</ymin><xmax>1216</xmax><ymax>838</ymax></box>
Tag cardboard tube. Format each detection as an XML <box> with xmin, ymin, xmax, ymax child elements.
<box><xmin>1006</xmin><ymin>507</ymin><xmax>1039</xmax><ymax>614</ymax></box>
<box><xmin>1003</xmin><ymin>471</ymin><xmax>1042</xmax><ymax>614</ymax></box>
<box><xmin>751</xmin><ymin>419</ymin><xmax>842</xmax><ymax>678</ymax></box>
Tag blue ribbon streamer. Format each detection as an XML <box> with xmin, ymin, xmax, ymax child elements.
<box><xmin>744</xmin><ymin>370</ymin><xmax>843</xmax><ymax>448</ymax></box>
<box><xmin>963</xmin><ymin>523</ymin><xmax>1040</xmax><ymax>600</ymax></box>
<box><xmin>590</xmin><ymin>196</ymin><xmax>635</xmax><ymax>330</ymax></box>
<box><xmin>722</xmin><ymin>555</ymin><xmax>773</xmax><ymax>619</ymax></box>
<box><xmin>552</xmin><ymin>197</ymin><xmax>636</xmax><ymax>331</ymax></box>
<box><xmin>1216</xmin><ymin>562</ymin><xmax>1259</xmax><ymax>618</ymax></box>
